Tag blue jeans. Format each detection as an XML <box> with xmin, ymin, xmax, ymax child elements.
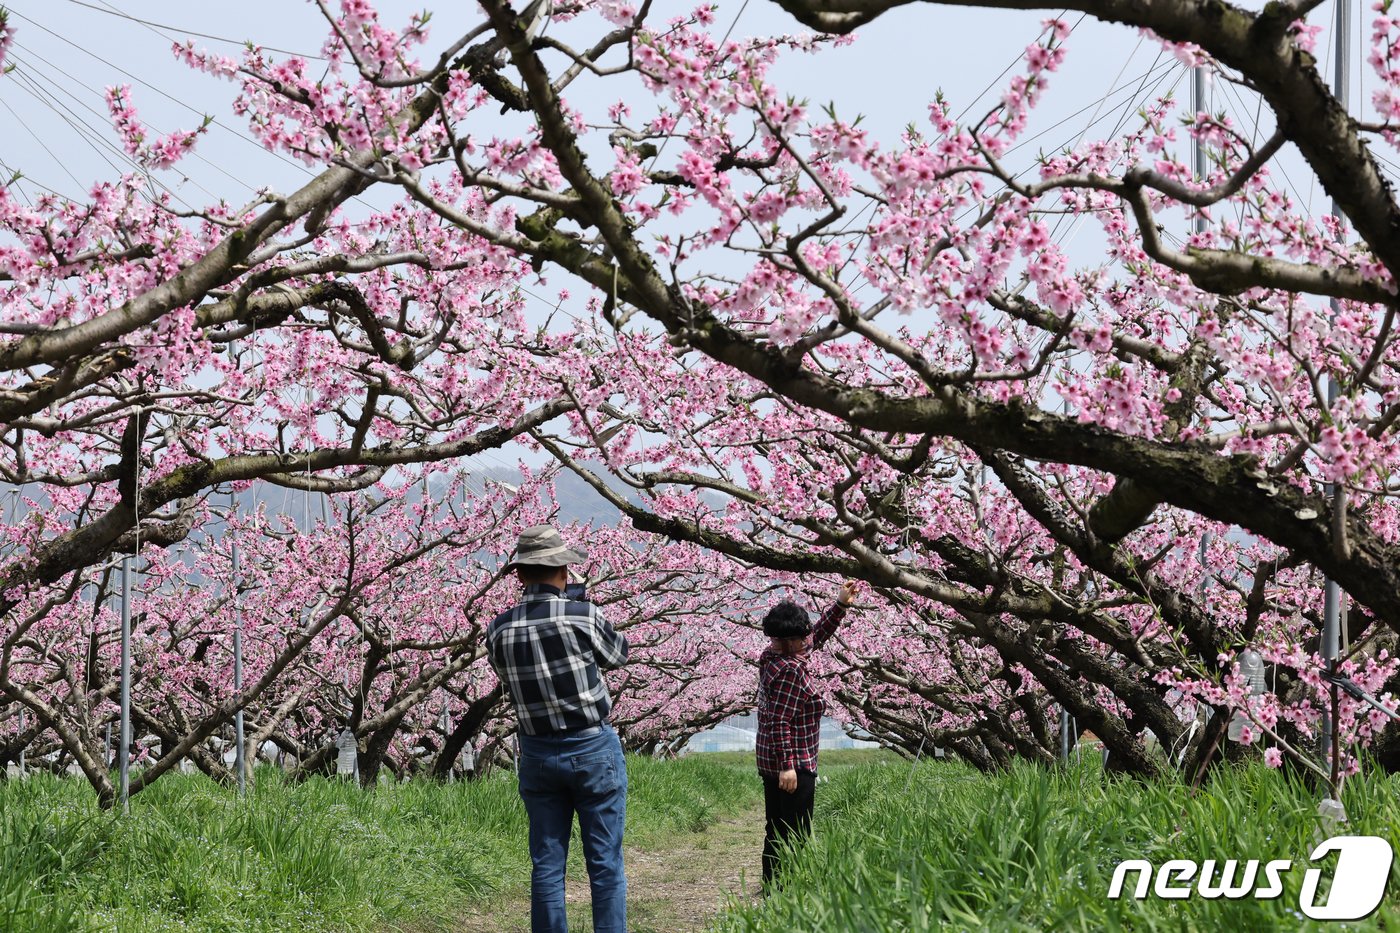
<box><xmin>516</xmin><ymin>724</ymin><xmax>628</xmax><ymax>933</ymax></box>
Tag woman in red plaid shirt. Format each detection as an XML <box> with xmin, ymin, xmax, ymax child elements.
<box><xmin>755</xmin><ymin>580</ymin><xmax>859</xmax><ymax>889</ymax></box>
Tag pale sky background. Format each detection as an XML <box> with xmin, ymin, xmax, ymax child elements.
<box><xmin>4</xmin><ymin>1</ymin><xmax>1354</xmax><ymax>216</ymax></box>
<box><xmin>0</xmin><ymin>0</ymin><xmax>1379</xmax><ymax>490</ymax></box>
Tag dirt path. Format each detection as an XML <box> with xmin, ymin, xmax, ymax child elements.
<box><xmin>624</xmin><ymin>806</ymin><xmax>764</xmax><ymax>932</ymax></box>
<box><xmin>454</xmin><ymin>805</ymin><xmax>765</xmax><ymax>932</ymax></box>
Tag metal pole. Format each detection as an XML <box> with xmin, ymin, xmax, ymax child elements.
<box><xmin>1197</xmin><ymin>533</ymin><xmax>1211</xmax><ymax>593</ymax></box>
<box><xmin>1193</xmin><ymin>66</ymin><xmax>1211</xmax><ymax>591</ymax></box>
<box><xmin>303</xmin><ymin>387</ymin><xmax>313</xmax><ymax>535</ymax></box>
<box><xmin>227</xmin><ymin>341</ymin><xmax>248</xmax><ymax>795</ymax></box>
<box><xmin>1321</xmin><ymin>0</ymin><xmax>1351</xmax><ymax>784</ymax></box>
<box><xmin>232</xmin><ymin>520</ymin><xmax>246</xmax><ymax>796</ymax></box>
<box><xmin>1191</xmin><ymin>71</ymin><xmax>1218</xmax><ymax>767</ymax></box>
<box><xmin>440</xmin><ymin>702</ymin><xmax>453</xmax><ymax>782</ymax></box>
<box><xmin>119</xmin><ymin>554</ymin><xmax>132</xmax><ymax>814</ymax></box>
<box><xmin>5</xmin><ymin>488</ymin><xmax>28</xmax><ymax>778</ymax></box>
<box><xmin>1192</xmin><ymin>66</ymin><xmax>1208</xmax><ymax>225</ymax></box>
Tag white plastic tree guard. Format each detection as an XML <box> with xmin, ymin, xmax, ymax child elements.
<box><xmin>1227</xmin><ymin>649</ymin><xmax>1267</xmax><ymax>743</ymax></box>
<box><xmin>335</xmin><ymin>728</ymin><xmax>358</xmax><ymax>778</ymax></box>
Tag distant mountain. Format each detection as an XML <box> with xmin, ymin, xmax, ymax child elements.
<box><xmin>230</xmin><ymin>460</ymin><xmax>636</xmax><ymax>529</ymax></box>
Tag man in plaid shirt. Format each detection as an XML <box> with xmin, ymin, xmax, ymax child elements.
<box><xmin>755</xmin><ymin>580</ymin><xmax>858</xmax><ymax>889</ymax></box>
<box><xmin>487</xmin><ymin>526</ymin><xmax>629</xmax><ymax>933</ymax></box>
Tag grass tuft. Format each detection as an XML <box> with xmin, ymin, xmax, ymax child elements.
<box><xmin>10</xmin><ymin>751</ymin><xmax>1397</xmax><ymax>931</ymax></box>
<box><xmin>0</xmin><ymin>755</ymin><xmax>759</xmax><ymax>932</ymax></box>
<box><xmin>715</xmin><ymin>756</ymin><xmax>1400</xmax><ymax>932</ymax></box>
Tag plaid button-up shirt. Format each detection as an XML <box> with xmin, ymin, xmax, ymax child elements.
<box><xmin>486</xmin><ymin>584</ymin><xmax>629</xmax><ymax>736</ymax></box>
<box><xmin>755</xmin><ymin>602</ymin><xmax>847</xmax><ymax>776</ymax></box>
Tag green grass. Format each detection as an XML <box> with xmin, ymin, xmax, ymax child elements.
<box><xmin>0</xmin><ymin>754</ymin><xmax>759</xmax><ymax>933</ymax></box>
<box><xmin>625</xmin><ymin>750</ymin><xmax>761</xmax><ymax>838</ymax></box>
<box><xmin>714</xmin><ymin>755</ymin><xmax>1400</xmax><ymax>932</ymax></box>
<box><xmin>10</xmin><ymin>750</ymin><xmax>1400</xmax><ymax>932</ymax></box>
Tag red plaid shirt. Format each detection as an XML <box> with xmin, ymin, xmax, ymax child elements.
<box><xmin>755</xmin><ymin>602</ymin><xmax>848</xmax><ymax>776</ymax></box>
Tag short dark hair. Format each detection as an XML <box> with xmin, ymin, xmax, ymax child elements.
<box><xmin>762</xmin><ymin>600</ymin><xmax>811</xmax><ymax>638</ymax></box>
<box><xmin>516</xmin><ymin>564</ymin><xmax>562</xmax><ymax>585</ymax></box>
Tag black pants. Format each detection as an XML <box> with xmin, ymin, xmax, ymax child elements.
<box><xmin>761</xmin><ymin>769</ymin><xmax>816</xmax><ymax>886</ymax></box>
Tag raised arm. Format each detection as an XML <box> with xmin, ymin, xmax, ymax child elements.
<box><xmin>811</xmin><ymin>581</ymin><xmax>859</xmax><ymax>651</ymax></box>
<box><xmin>591</xmin><ymin>606</ymin><xmax>629</xmax><ymax>670</ymax></box>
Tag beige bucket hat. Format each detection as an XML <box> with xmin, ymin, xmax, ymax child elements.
<box><xmin>503</xmin><ymin>525</ymin><xmax>588</xmax><ymax>570</ymax></box>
